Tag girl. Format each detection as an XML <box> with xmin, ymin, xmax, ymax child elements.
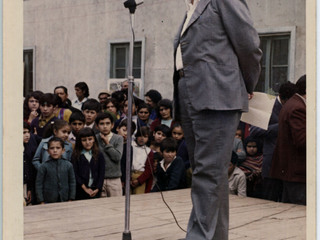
<box><xmin>72</xmin><ymin>127</ymin><xmax>105</xmax><ymax>200</ymax></box>
<box><xmin>150</xmin><ymin>99</ymin><xmax>175</xmax><ymax>132</ymax></box>
<box><xmin>23</xmin><ymin>91</ymin><xmax>43</xmax><ymax>125</ymax></box>
<box><xmin>130</xmin><ymin>126</ymin><xmax>154</xmax><ymax>194</ymax></box>
<box><xmin>104</xmin><ymin>98</ymin><xmax>120</xmax><ymax>120</ymax></box>
<box><xmin>32</xmin><ymin>119</ymin><xmax>73</xmax><ymax>171</ymax></box>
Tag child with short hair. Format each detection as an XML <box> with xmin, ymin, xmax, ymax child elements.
<box><xmin>72</xmin><ymin>128</ymin><xmax>105</xmax><ymax>200</ymax></box>
<box><xmin>117</xmin><ymin>119</ymin><xmax>136</xmax><ymax>144</ymax></box>
<box><xmin>68</xmin><ymin>111</ymin><xmax>85</xmax><ymax>145</ymax></box>
<box><xmin>151</xmin><ymin>138</ymin><xmax>186</xmax><ymax>192</ymax></box>
<box><xmin>228</xmin><ymin>152</ymin><xmax>246</xmax><ymax>197</ymax></box>
<box><xmin>130</xmin><ymin>127</ymin><xmax>154</xmax><ymax>194</ymax></box>
<box><xmin>95</xmin><ymin>112</ymin><xmax>123</xmax><ymax>197</ymax></box>
<box><xmin>35</xmin><ymin>137</ymin><xmax>76</xmax><ymax>204</ymax></box>
<box><xmin>32</xmin><ymin>119</ymin><xmax>73</xmax><ymax>171</ymax></box>
<box><xmin>81</xmin><ymin>98</ymin><xmax>101</xmax><ymax>133</ymax></box>
<box><xmin>153</xmin><ymin>124</ymin><xmax>171</xmax><ymax>144</ymax></box>
<box><xmin>30</xmin><ymin>93</ymin><xmax>58</xmax><ymax>137</ymax></box>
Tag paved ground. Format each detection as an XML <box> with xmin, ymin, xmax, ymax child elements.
<box><xmin>24</xmin><ymin>189</ymin><xmax>306</xmax><ymax>240</ymax></box>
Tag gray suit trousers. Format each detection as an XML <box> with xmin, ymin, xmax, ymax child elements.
<box><xmin>178</xmin><ymin>78</ymin><xmax>241</xmax><ymax>240</ymax></box>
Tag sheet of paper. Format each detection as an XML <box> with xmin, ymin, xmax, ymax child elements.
<box><xmin>240</xmin><ymin>92</ymin><xmax>276</xmax><ymax>130</ymax></box>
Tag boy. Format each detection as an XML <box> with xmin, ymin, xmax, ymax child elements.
<box><xmin>81</xmin><ymin>98</ymin><xmax>101</xmax><ymax>133</ymax></box>
<box><xmin>228</xmin><ymin>152</ymin><xmax>246</xmax><ymax>197</ymax></box>
<box><xmin>95</xmin><ymin>112</ymin><xmax>123</xmax><ymax>197</ymax></box>
<box><xmin>153</xmin><ymin>124</ymin><xmax>171</xmax><ymax>144</ymax></box>
<box><xmin>30</xmin><ymin>93</ymin><xmax>58</xmax><ymax>137</ymax></box>
<box><xmin>151</xmin><ymin>137</ymin><xmax>186</xmax><ymax>192</ymax></box>
<box><xmin>68</xmin><ymin>111</ymin><xmax>85</xmax><ymax>145</ymax></box>
<box><xmin>35</xmin><ymin>137</ymin><xmax>76</xmax><ymax>204</ymax></box>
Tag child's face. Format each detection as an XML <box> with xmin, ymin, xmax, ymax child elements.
<box><xmin>172</xmin><ymin>126</ymin><xmax>184</xmax><ymax>141</ymax></box>
<box><xmin>117</xmin><ymin>126</ymin><xmax>127</xmax><ymax>141</ymax></box>
<box><xmin>106</xmin><ymin>102</ymin><xmax>117</xmax><ymax>114</ymax></box>
<box><xmin>71</xmin><ymin>120</ymin><xmax>84</xmax><ymax>134</ymax></box>
<box><xmin>136</xmin><ymin>135</ymin><xmax>148</xmax><ymax>146</ymax></box>
<box><xmin>83</xmin><ymin>109</ymin><xmax>98</xmax><ymax>125</ymax></box>
<box><xmin>162</xmin><ymin>150</ymin><xmax>176</xmax><ymax>164</ymax></box>
<box><xmin>123</xmin><ymin>100</ymin><xmax>136</xmax><ymax>115</ymax></box>
<box><xmin>75</xmin><ymin>87</ymin><xmax>85</xmax><ymax>99</ymax></box>
<box><xmin>54</xmin><ymin>125</ymin><xmax>71</xmax><ymax>142</ymax></box>
<box><xmin>159</xmin><ymin>106</ymin><xmax>171</xmax><ymax>120</ymax></box>
<box><xmin>246</xmin><ymin>141</ymin><xmax>258</xmax><ymax>156</ymax></box>
<box><xmin>153</xmin><ymin>131</ymin><xmax>166</xmax><ymax>143</ymax></box>
<box><xmin>235</xmin><ymin>129</ymin><xmax>242</xmax><ymax>139</ymax></box>
<box><xmin>81</xmin><ymin>136</ymin><xmax>95</xmax><ymax>151</ymax></box>
<box><xmin>40</xmin><ymin>103</ymin><xmax>55</xmax><ymax>118</ymax></box>
<box><xmin>97</xmin><ymin>118</ymin><xmax>114</xmax><ymax>135</ymax></box>
<box><xmin>138</xmin><ymin>108</ymin><xmax>150</xmax><ymax>121</ymax></box>
<box><xmin>23</xmin><ymin>128</ymin><xmax>30</xmax><ymax>143</ymax></box>
<box><xmin>47</xmin><ymin>141</ymin><xmax>65</xmax><ymax>159</ymax></box>
<box><xmin>28</xmin><ymin>97</ymin><xmax>39</xmax><ymax>111</ymax></box>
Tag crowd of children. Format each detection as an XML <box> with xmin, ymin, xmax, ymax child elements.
<box><xmin>23</xmin><ymin>82</ymin><xmax>191</xmax><ymax>205</ymax></box>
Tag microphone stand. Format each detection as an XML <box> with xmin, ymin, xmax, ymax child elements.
<box><xmin>122</xmin><ymin>1</ymin><xmax>143</xmax><ymax>239</ymax></box>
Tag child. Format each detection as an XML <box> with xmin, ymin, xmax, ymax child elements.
<box><xmin>30</xmin><ymin>93</ymin><xmax>58</xmax><ymax>137</ymax></box>
<box><xmin>32</xmin><ymin>119</ymin><xmax>73</xmax><ymax>171</ymax></box>
<box><xmin>117</xmin><ymin>119</ymin><xmax>136</xmax><ymax>144</ymax></box>
<box><xmin>152</xmin><ymin>124</ymin><xmax>171</xmax><ymax>144</ymax></box>
<box><xmin>171</xmin><ymin>122</ymin><xmax>191</xmax><ymax>187</ymax></box>
<box><xmin>35</xmin><ymin>137</ymin><xmax>76</xmax><ymax>204</ymax></box>
<box><xmin>95</xmin><ymin>112</ymin><xmax>123</xmax><ymax>197</ymax></box>
<box><xmin>23</xmin><ymin>122</ymin><xmax>41</xmax><ymax>205</ymax></box>
<box><xmin>72</xmin><ymin>128</ymin><xmax>105</xmax><ymax>200</ymax></box>
<box><xmin>23</xmin><ymin>91</ymin><xmax>43</xmax><ymax>125</ymax></box>
<box><xmin>81</xmin><ymin>98</ymin><xmax>101</xmax><ymax>133</ymax></box>
<box><xmin>68</xmin><ymin>111</ymin><xmax>85</xmax><ymax>145</ymax></box>
<box><xmin>151</xmin><ymin>138</ymin><xmax>186</xmax><ymax>192</ymax></box>
<box><xmin>130</xmin><ymin>127</ymin><xmax>154</xmax><ymax>194</ymax></box>
<box><xmin>228</xmin><ymin>152</ymin><xmax>247</xmax><ymax>197</ymax></box>
<box><xmin>233</xmin><ymin>134</ymin><xmax>246</xmax><ymax>165</ymax></box>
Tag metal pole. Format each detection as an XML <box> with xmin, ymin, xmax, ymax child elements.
<box><xmin>123</xmin><ymin>12</ymin><xmax>135</xmax><ymax>240</ymax></box>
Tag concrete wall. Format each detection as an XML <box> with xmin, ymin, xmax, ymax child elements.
<box><xmin>23</xmin><ymin>0</ymin><xmax>305</xmax><ymax>100</ymax></box>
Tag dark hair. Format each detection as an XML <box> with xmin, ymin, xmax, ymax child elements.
<box><xmin>160</xmin><ymin>137</ymin><xmax>177</xmax><ymax>152</ymax></box>
<box><xmin>135</xmin><ymin>126</ymin><xmax>150</xmax><ymax>138</ymax></box>
<box><xmin>95</xmin><ymin>112</ymin><xmax>114</xmax><ymax>125</ymax></box>
<box><xmin>39</xmin><ymin>93</ymin><xmax>57</xmax><ymax>106</ymax></box>
<box><xmin>54</xmin><ymin>86</ymin><xmax>68</xmax><ymax>95</ymax></box>
<box><xmin>69</xmin><ymin>111</ymin><xmax>85</xmax><ymax>124</ymax></box>
<box><xmin>244</xmin><ymin>136</ymin><xmax>263</xmax><ymax>156</ymax></box>
<box><xmin>171</xmin><ymin>122</ymin><xmax>182</xmax><ymax>130</ymax></box>
<box><xmin>23</xmin><ymin>121</ymin><xmax>31</xmax><ymax>131</ymax></box>
<box><xmin>230</xmin><ymin>151</ymin><xmax>238</xmax><ymax>165</ymax></box>
<box><xmin>137</xmin><ymin>102</ymin><xmax>151</xmax><ymax>114</ymax></box>
<box><xmin>278</xmin><ymin>82</ymin><xmax>297</xmax><ymax>102</ymax></box>
<box><xmin>48</xmin><ymin>136</ymin><xmax>65</xmax><ymax>148</ymax></box>
<box><xmin>154</xmin><ymin>124</ymin><xmax>171</xmax><ymax>137</ymax></box>
<box><xmin>296</xmin><ymin>74</ymin><xmax>306</xmax><ymax>96</ymax></box>
<box><xmin>43</xmin><ymin>119</ymin><xmax>69</xmax><ymax>139</ymax></box>
<box><xmin>157</xmin><ymin>99</ymin><xmax>173</xmax><ymax>119</ymax></box>
<box><xmin>75</xmin><ymin>82</ymin><xmax>89</xmax><ymax>97</ymax></box>
<box><xmin>23</xmin><ymin>91</ymin><xmax>44</xmax><ymax>120</ymax></box>
<box><xmin>111</xmin><ymin>90</ymin><xmax>126</xmax><ymax>104</ymax></box>
<box><xmin>81</xmin><ymin>98</ymin><xmax>101</xmax><ymax>112</ymax></box>
<box><xmin>118</xmin><ymin>118</ymin><xmax>136</xmax><ymax>135</ymax></box>
<box><xmin>153</xmin><ymin>152</ymin><xmax>163</xmax><ymax>162</ymax></box>
<box><xmin>145</xmin><ymin>89</ymin><xmax>162</xmax><ymax>104</ymax></box>
<box><xmin>105</xmin><ymin>98</ymin><xmax>119</xmax><ymax>112</ymax></box>
<box><xmin>72</xmin><ymin>127</ymin><xmax>100</xmax><ymax>162</ymax></box>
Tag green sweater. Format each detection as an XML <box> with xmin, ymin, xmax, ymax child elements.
<box><xmin>36</xmin><ymin>158</ymin><xmax>76</xmax><ymax>203</ymax></box>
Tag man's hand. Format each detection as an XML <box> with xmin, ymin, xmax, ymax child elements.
<box><xmin>248</xmin><ymin>93</ymin><xmax>254</xmax><ymax>100</ymax></box>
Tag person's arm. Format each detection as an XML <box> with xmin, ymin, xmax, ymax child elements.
<box><xmin>68</xmin><ymin>163</ymin><xmax>76</xmax><ymax>201</ymax></box>
<box><xmin>102</xmin><ymin>135</ymin><xmax>123</xmax><ymax>163</ymax></box>
<box><xmin>72</xmin><ymin>156</ymin><xmax>85</xmax><ymax>187</ymax></box>
<box><xmin>217</xmin><ymin>0</ymin><xmax>262</xmax><ymax>94</ymax></box>
<box><xmin>32</xmin><ymin>141</ymin><xmax>45</xmax><ymax>171</ymax></box>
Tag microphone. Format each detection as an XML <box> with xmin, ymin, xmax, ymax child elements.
<box><xmin>123</xmin><ymin>0</ymin><xmax>144</xmax><ymax>14</ymax></box>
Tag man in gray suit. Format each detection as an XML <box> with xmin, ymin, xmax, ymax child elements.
<box><xmin>173</xmin><ymin>0</ymin><xmax>262</xmax><ymax>239</ymax></box>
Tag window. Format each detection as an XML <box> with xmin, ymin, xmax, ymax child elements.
<box><xmin>108</xmin><ymin>40</ymin><xmax>144</xmax><ymax>97</ymax></box>
<box><xmin>23</xmin><ymin>48</ymin><xmax>35</xmax><ymax>97</ymax></box>
<box><xmin>255</xmin><ymin>27</ymin><xmax>295</xmax><ymax>95</ymax></box>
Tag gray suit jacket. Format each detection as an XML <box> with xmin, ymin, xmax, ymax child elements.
<box><xmin>173</xmin><ymin>0</ymin><xmax>262</xmax><ymax>119</ymax></box>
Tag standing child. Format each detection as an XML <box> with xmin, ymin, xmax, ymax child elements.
<box><xmin>95</xmin><ymin>112</ymin><xmax>123</xmax><ymax>197</ymax></box>
<box><xmin>130</xmin><ymin>127</ymin><xmax>154</xmax><ymax>194</ymax></box>
<box><xmin>68</xmin><ymin>111</ymin><xmax>85</xmax><ymax>145</ymax></box>
<box><xmin>82</xmin><ymin>98</ymin><xmax>101</xmax><ymax>133</ymax></box>
<box><xmin>151</xmin><ymin>138</ymin><xmax>186</xmax><ymax>192</ymax></box>
<box><xmin>72</xmin><ymin>128</ymin><xmax>105</xmax><ymax>200</ymax></box>
<box><xmin>32</xmin><ymin>119</ymin><xmax>73</xmax><ymax>171</ymax></box>
<box><xmin>150</xmin><ymin>124</ymin><xmax>171</xmax><ymax>153</ymax></box>
<box><xmin>35</xmin><ymin>137</ymin><xmax>76</xmax><ymax>204</ymax></box>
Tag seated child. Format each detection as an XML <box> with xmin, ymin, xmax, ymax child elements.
<box><xmin>130</xmin><ymin>127</ymin><xmax>154</xmax><ymax>194</ymax></box>
<box><xmin>35</xmin><ymin>137</ymin><xmax>76</xmax><ymax>204</ymax></box>
<box><xmin>30</xmin><ymin>93</ymin><xmax>58</xmax><ymax>137</ymax></box>
<box><xmin>95</xmin><ymin>112</ymin><xmax>123</xmax><ymax>197</ymax></box>
<box><xmin>228</xmin><ymin>152</ymin><xmax>246</xmax><ymax>197</ymax></box>
<box><xmin>68</xmin><ymin>111</ymin><xmax>85</xmax><ymax>145</ymax></box>
<box><xmin>239</xmin><ymin>136</ymin><xmax>263</xmax><ymax>198</ymax></box>
<box><xmin>151</xmin><ymin>138</ymin><xmax>186</xmax><ymax>192</ymax></box>
<box><xmin>72</xmin><ymin>128</ymin><xmax>105</xmax><ymax>200</ymax></box>
<box><xmin>82</xmin><ymin>98</ymin><xmax>101</xmax><ymax>133</ymax></box>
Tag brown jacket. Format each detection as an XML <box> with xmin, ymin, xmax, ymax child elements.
<box><xmin>270</xmin><ymin>94</ymin><xmax>306</xmax><ymax>183</ymax></box>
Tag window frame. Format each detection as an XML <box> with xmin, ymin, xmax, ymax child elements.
<box><xmin>23</xmin><ymin>46</ymin><xmax>36</xmax><ymax>96</ymax></box>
